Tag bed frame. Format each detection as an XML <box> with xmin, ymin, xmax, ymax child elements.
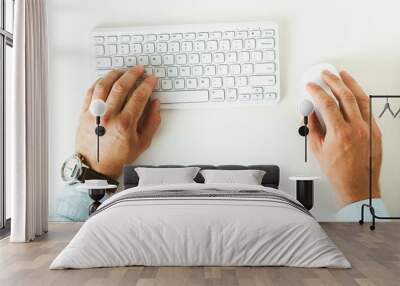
<box><xmin>123</xmin><ymin>165</ymin><xmax>280</xmax><ymax>189</ymax></box>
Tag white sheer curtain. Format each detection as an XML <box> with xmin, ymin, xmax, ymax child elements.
<box><xmin>10</xmin><ymin>0</ymin><xmax>48</xmax><ymax>242</ymax></box>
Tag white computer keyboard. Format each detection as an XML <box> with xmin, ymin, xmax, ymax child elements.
<box><xmin>92</xmin><ymin>22</ymin><xmax>280</xmax><ymax>108</ymax></box>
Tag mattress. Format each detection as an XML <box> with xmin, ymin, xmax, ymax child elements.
<box><xmin>50</xmin><ymin>183</ymin><xmax>350</xmax><ymax>269</ymax></box>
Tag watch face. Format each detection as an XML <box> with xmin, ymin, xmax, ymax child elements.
<box><xmin>61</xmin><ymin>155</ymin><xmax>82</xmax><ymax>183</ymax></box>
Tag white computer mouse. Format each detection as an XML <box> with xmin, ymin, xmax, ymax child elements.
<box><xmin>301</xmin><ymin>63</ymin><xmax>339</xmax><ymax>131</ymax></box>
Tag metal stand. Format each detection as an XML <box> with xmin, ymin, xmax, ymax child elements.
<box><xmin>88</xmin><ymin>188</ymin><xmax>106</xmax><ymax>215</ymax></box>
<box><xmin>359</xmin><ymin>95</ymin><xmax>400</xmax><ymax>230</ymax></box>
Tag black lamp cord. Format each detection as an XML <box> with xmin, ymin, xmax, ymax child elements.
<box><xmin>304</xmin><ymin>116</ymin><xmax>308</xmax><ymax>162</ymax></box>
<box><xmin>96</xmin><ymin>116</ymin><xmax>100</xmax><ymax>163</ymax></box>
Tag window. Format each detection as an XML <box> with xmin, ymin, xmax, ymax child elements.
<box><xmin>0</xmin><ymin>0</ymin><xmax>14</xmax><ymax>234</ymax></box>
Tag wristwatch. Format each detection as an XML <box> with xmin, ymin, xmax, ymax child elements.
<box><xmin>61</xmin><ymin>153</ymin><xmax>119</xmax><ymax>186</ymax></box>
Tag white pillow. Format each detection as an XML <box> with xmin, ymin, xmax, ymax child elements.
<box><xmin>200</xmin><ymin>169</ymin><xmax>266</xmax><ymax>185</ymax></box>
<box><xmin>135</xmin><ymin>167</ymin><xmax>201</xmax><ymax>186</ymax></box>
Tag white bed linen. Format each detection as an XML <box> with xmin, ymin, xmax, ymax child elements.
<box><xmin>50</xmin><ymin>183</ymin><xmax>350</xmax><ymax>269</ymax></box>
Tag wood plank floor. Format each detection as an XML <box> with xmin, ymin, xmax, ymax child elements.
<box><xmin>0</xmin><ymin>222</ymin><xmax>399</xmax><ymax>286</ymax></box>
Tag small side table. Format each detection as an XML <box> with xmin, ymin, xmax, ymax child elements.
<box><xmin>289</xmin><ymin>176</ymin><xmax>319</xmax><ymax>210</ymax></box>
<box><xmin>78</xmin><ymin>182</ymin><xmax>117</xmax><ymax>215</ymax></box>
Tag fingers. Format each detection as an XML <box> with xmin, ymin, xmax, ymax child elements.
<box><xmin>82</xmin><ymin>78</ymin><xmax>101</xmax><ymax>113</ymax></box>
<box><xmin>308</xmin><ymin>112</ymin><xmax>324</xmax><ymax>154</ymax></box>
<box><xmin>121</xmin><ymin>75</ymin><xmax>158</xmax><ymax>129</ymax></box>
<box><xmin>340</xmin><ymin>70</ymin><xmax>369</xmax><ymax>121</ymax></box>
<box><xmin>139</xmin><ymin>99</ymin><xmax>161</xmax><ymax>150</ymax></box>
<box><xmin>92</xmin><ymin>70</ymin><xmax>125</xmax><ymax>101</ymax></box>
<box><xmin>307</xmin><ymin>82</ymin><xmax>345</xmax><ymax>131</ymax></box>
<box><xmin>321</xmin><ymin>70</ymin><xmax>362</xmax><ymax>122</ymax></box>
<box><xmin>106</xmin><ymin>65</ymin><xmax>145</xmax><ymax>117</ymax></box>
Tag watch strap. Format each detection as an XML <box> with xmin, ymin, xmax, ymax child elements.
<box><xmin>79</xmin><ymin>167</ymin><xmax>119</xmax><ymax>186</ymax></box>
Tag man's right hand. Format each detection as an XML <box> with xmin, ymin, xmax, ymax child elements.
<box><xmin>307</xmin><ymin>70</ymin><xmax>382</xmax><ymax>207</ymax></box>
<box><xmin>75</xmin><ymin>65</ymin><xmax>161</xmax><ymax>180</ymax></box>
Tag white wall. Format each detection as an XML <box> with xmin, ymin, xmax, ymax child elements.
<box><xmin>47</xmin><ymin>0</ymin><xmax>400</xmax><ymax>221</ymax></box>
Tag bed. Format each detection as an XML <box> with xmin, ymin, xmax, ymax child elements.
<box><xmin>50</xmin><ymin>165</ymin><xmax>350</xmax><ymax>269</ymax></box>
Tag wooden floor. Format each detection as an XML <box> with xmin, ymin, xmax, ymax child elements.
<box><xmin>0</xmin><ymin>222</ymin><xmax>399</xmax><ymax>286</ymax></box>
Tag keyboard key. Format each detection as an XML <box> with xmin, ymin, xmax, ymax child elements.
<box><xmin>188</xmin><ymin>54</ymin><xmax>200</xmax><ymax>64</ymax></box>
<box><xmin>96</xmin><ymin>57</ymin><xmax>111</xmax><ymax>69</ymax></box>
<box><xmin>201</xmin><ymin>53</ymin><xmax>212</xmax><ymax>64</ymax></box>
<box><xmin>117</xmin><ymin>44</ymin><xmax>129</xmax><ymax>55</ymax></box>
<box><xmin>223</xmin><ymin>77</ymin><xmax>235</xmax><ymax>87</ymax></box>
<box><xmin>144</xmin><ymin>67</ymin><xmax>153</xmax><ymax>75</ymax></box>
<box><xmin>158</xmin><ymin>34</ymin><xmax>170</xmax><ymax>41</ymax></box>
<box><xmin>154</xmin><ymin>67</ymin><xmax>166</xmax><ymax>77</ymax></box>
<box><xmin>237</xmin><ymin>77</ymin><xmax>247</xmax><ymax>86</ymax></box>
<box><xmin>206</xmin><ymin>41</ymin><xmax>218</xmax><ymax>51</ymax></box>
<box><xmin>199</xmin><ymin>78</ymin><xmax>210</xmax><ymax>88</ymax></box>
<box><xmin>254</xmin><ymin>63</ymin><xmax>275</xmax><ymax>74</ymax></box>
<box><xmin>239</xmin><ymin>94</ymin><xmax>251</xmax><ymax>101</ymax></box>
<box><xmin>251</xmin><ymin>94</ymin><xmax>264</xmax><ymax>101</ymax></box>
<box><xmin>232</xmin><ymin>39</ymin><xmax>243</xmax><ymax>50</ymax></box>
<box><xmin>264</xmin><ymin>92</ymin><xmax>277</xmax><ymax>100</ymax></box>
<box><xmin>230</xmin><ymin>64</ymin><xmax>241</xmax><ymax>75</ymax></box>
<box><xmin>179</xmin><ymin>66</ymin><xmax>191</xmax><ymax>76</ymax></box>
<box><xmin>261</xmin><ymin>30</ymin><xmax>275</xmax><ymax>37</ymax></box>
<box><xmin>242</xmin><ymin>63</ymin><xmax>253</xmax><ymax>74</ymax></box>
<box><xmin>144</xmin><ymin>34</ymin><xmax>157</xmax><ymax>41</ymax></box>
<box><xmin>219</xmin><ymin>40</ymin><xmax>230</xmax><ymax>51</ymax></box>
<box><xmin>249</xmin><ymin>75</ymin><xmax>276</xmax><ymax>86</ymax></box>
<box><xmin>95</xmin><ymin>45</ymin><xmax>105</xmax><ymax>56</ymax></box>
<box><xmin>182</xmin><ymin>41</ymin><xmax>193</xmax><ymax>52</ymax></box>
<box><xmin>161</xmin><ymin>79</ymin><xmax>173</xmax><ymax>90</ymax></box>
<box><xmin>194</xmin><ymin>41</ymin><xmax>206</xmax><ymax>52</ymax></box>
<box><xmin>226</xmin><ymin>52</ymin><xmax>237</xmax><ymax>63</ymax></box>
<box><xmin>125</xmin><ymin>56</ymin><xmax>137</xmax><ymax>66</ymax></box>
<box><xmin>238</xmin><ymin>87</ymin><xmax>252</xmax><ymax>95</ymax></box>
<box><xmin>217</xmin><ymin>65</ymin><xmax>228</xmax><ymax>75</ymax></box>
<box><xmin>130</xmin><ymin>44</ymin><xmax>142</xmax><ymax>54</ymax></box>
<box><xmin>167</xmin><ymin>67</ymin><xmax>178</xmax><ymax>77</ymax></box>
<box><xmin>119</xmin><ymin>35</ymin><xmax>130</xmax><ymax>43</ymax></box>
<box><xmin>144</xmin><ymin>43</ymin><xmax>155</xmax><ymax>53</ymax></box>
<box><xmin>184</xmin><ymin>33</ymin><xmax>196</xmax><ymax>40</ymax></box>
<box><xmin>168</xmin><ymin>42</ymin><xmax>180</xmax><ymax>53</ymax></box>
<box><xmin>236</xmin><ymin>31</ymin><xmax>248</xmax><ymax>38</ymax></box>
<box><xmin>132</xmin><ymin>35</ymin><xmax>144</xmax><ymax>42</ymax></box>
<box><xmin>150</xmin><ymin>55</ymin><xmax>162</xmax><ymax>65</ymax></box>
<box><xmin>252</xmin><ymin>51</ymin><xmax>263</xmax><ymax>62</ymax></box>
<box><xmin>256</xmin><ymin>38</ymin><xmax>275</xmax><ymax>49</ymax></box>
<box><xmin>105</xmin><ymin>45</ymin><xmax>117</xmax><ymax>55</ymax></box>
<box><xmin>238</xmin><ymin>51</ymin><xmax>250</xmax><ymax>62</ymax></box>
<box><xmin>210</xmin><ymin>90</ymin><xmax>225</xmax><ymax>101</ymax></box>
<box><xmin>213</xmin><ymin>53</ymin><xmax>225</xmax><ymax>63</ymax></box>
<box><xmin>94</xmin><ymin>36</ymin><xmax>104</xmax><ymax>44</ymax></box>
<box><xmin>106</xmin><ymin>36</ymin><xmax>117</xmax><ymax>43</ymax></box>
<box><xmin>210</xmin><ymin>32</ymin><xmax>222</xmax><ymax>39</ymax></box>
<box><xmin>174</xmin><ymin>78</ymin><xmax>185</xmax><ymax>89</ymax></box>
<box><xmin>244</xmin><ymin>39</ymin><xmax>256</xmax><ymax>49</ymax></box>
<box><xmin>186</xmin><ymin>78</ymin><xmax>198</xmax><ymax>89</ymax></box>
<box><xmin>192</xmin><ymin>66</ymin><xmax>203</xmax><ymax>76</ymax></box>
<box><xmin>263</xmin><ymin>50</ymin><xmax>275</xmax><ymax>61</ymax></box>
<box><xmin>211</xmin><ymin>77</ymin><xmax>222</xmax><ymax>88</ymax></box>
<box><xmin>249</xmin><ymin>30</ymin><xmax>261</xmax><ymax>37</ymax></box>
<box><xmin>205</xmin><ymin>65</ymin><xmax>216</xmax><ymax>75</ymax></box>
<box><xmin>197</xmin><ymin>32</ymin><xmax>208</xmax><ymax>40</ymax></box>
<box><xmin>176</xmin><ymin>54</ymin><xmax>187</xmax><ymax>64</ymax></box>
<box><xmin>112</xmin><ymin>57</ymin><xmax>124</xmax><ymax>67</ymax></box>
<box><xmin>223</xmin><ymin>31</ymin><xmax>235</xmax><ymax>38</ymax></box>
<box><xmin>163</xmin><ymin>54</ymin><xmax>174</xmax><ymax>65</ymax></box>
<box><xmin>138</xmin><ymin>55</ymin><xmax>149</xmax><ymax>65</ymax></box>
<box><xmin>153</xmin><ymin>91</ymin><xmax>209</xmax><ymax>103</ymax></box>
<box><xmin>226</xmin><ymin>89</ymin><xmax>238</xmax><ymax>101</ymax></box>
<box><xmin>156</xmin><ymin>42</ymin><xmax>167</xmax><ymax>53</ymax></box>
<box><xmin>171</xmin><ymin>33</ymin><xmax>183</xmax><ymax>40</ymax></box>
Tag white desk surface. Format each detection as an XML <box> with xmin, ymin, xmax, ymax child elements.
<box><xmin>289</xmin><ymin>176</ymin><xmax>319</xmax><ymax>181</ymax></box>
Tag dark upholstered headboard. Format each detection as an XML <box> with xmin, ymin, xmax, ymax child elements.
<box><xmin>123</xmin><ymin>165</ymin><xmax>280</xmax><ymax>190</ymax></box>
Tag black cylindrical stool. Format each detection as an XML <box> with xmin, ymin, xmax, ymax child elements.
<box><xmin>289</xmin><ymin>177</ymin><xmax>319</xmax><ymax>210</ymax></box>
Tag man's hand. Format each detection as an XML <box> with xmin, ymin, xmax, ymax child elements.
<box><xmin>76</xmin><ymin>66</ymin><xmax>161</xmax><ymax>180</ymax></box>
<box><xmin>307</xmin><ymin>70</ymin><xmax>382</xmax><ymax>207</ymax></box>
